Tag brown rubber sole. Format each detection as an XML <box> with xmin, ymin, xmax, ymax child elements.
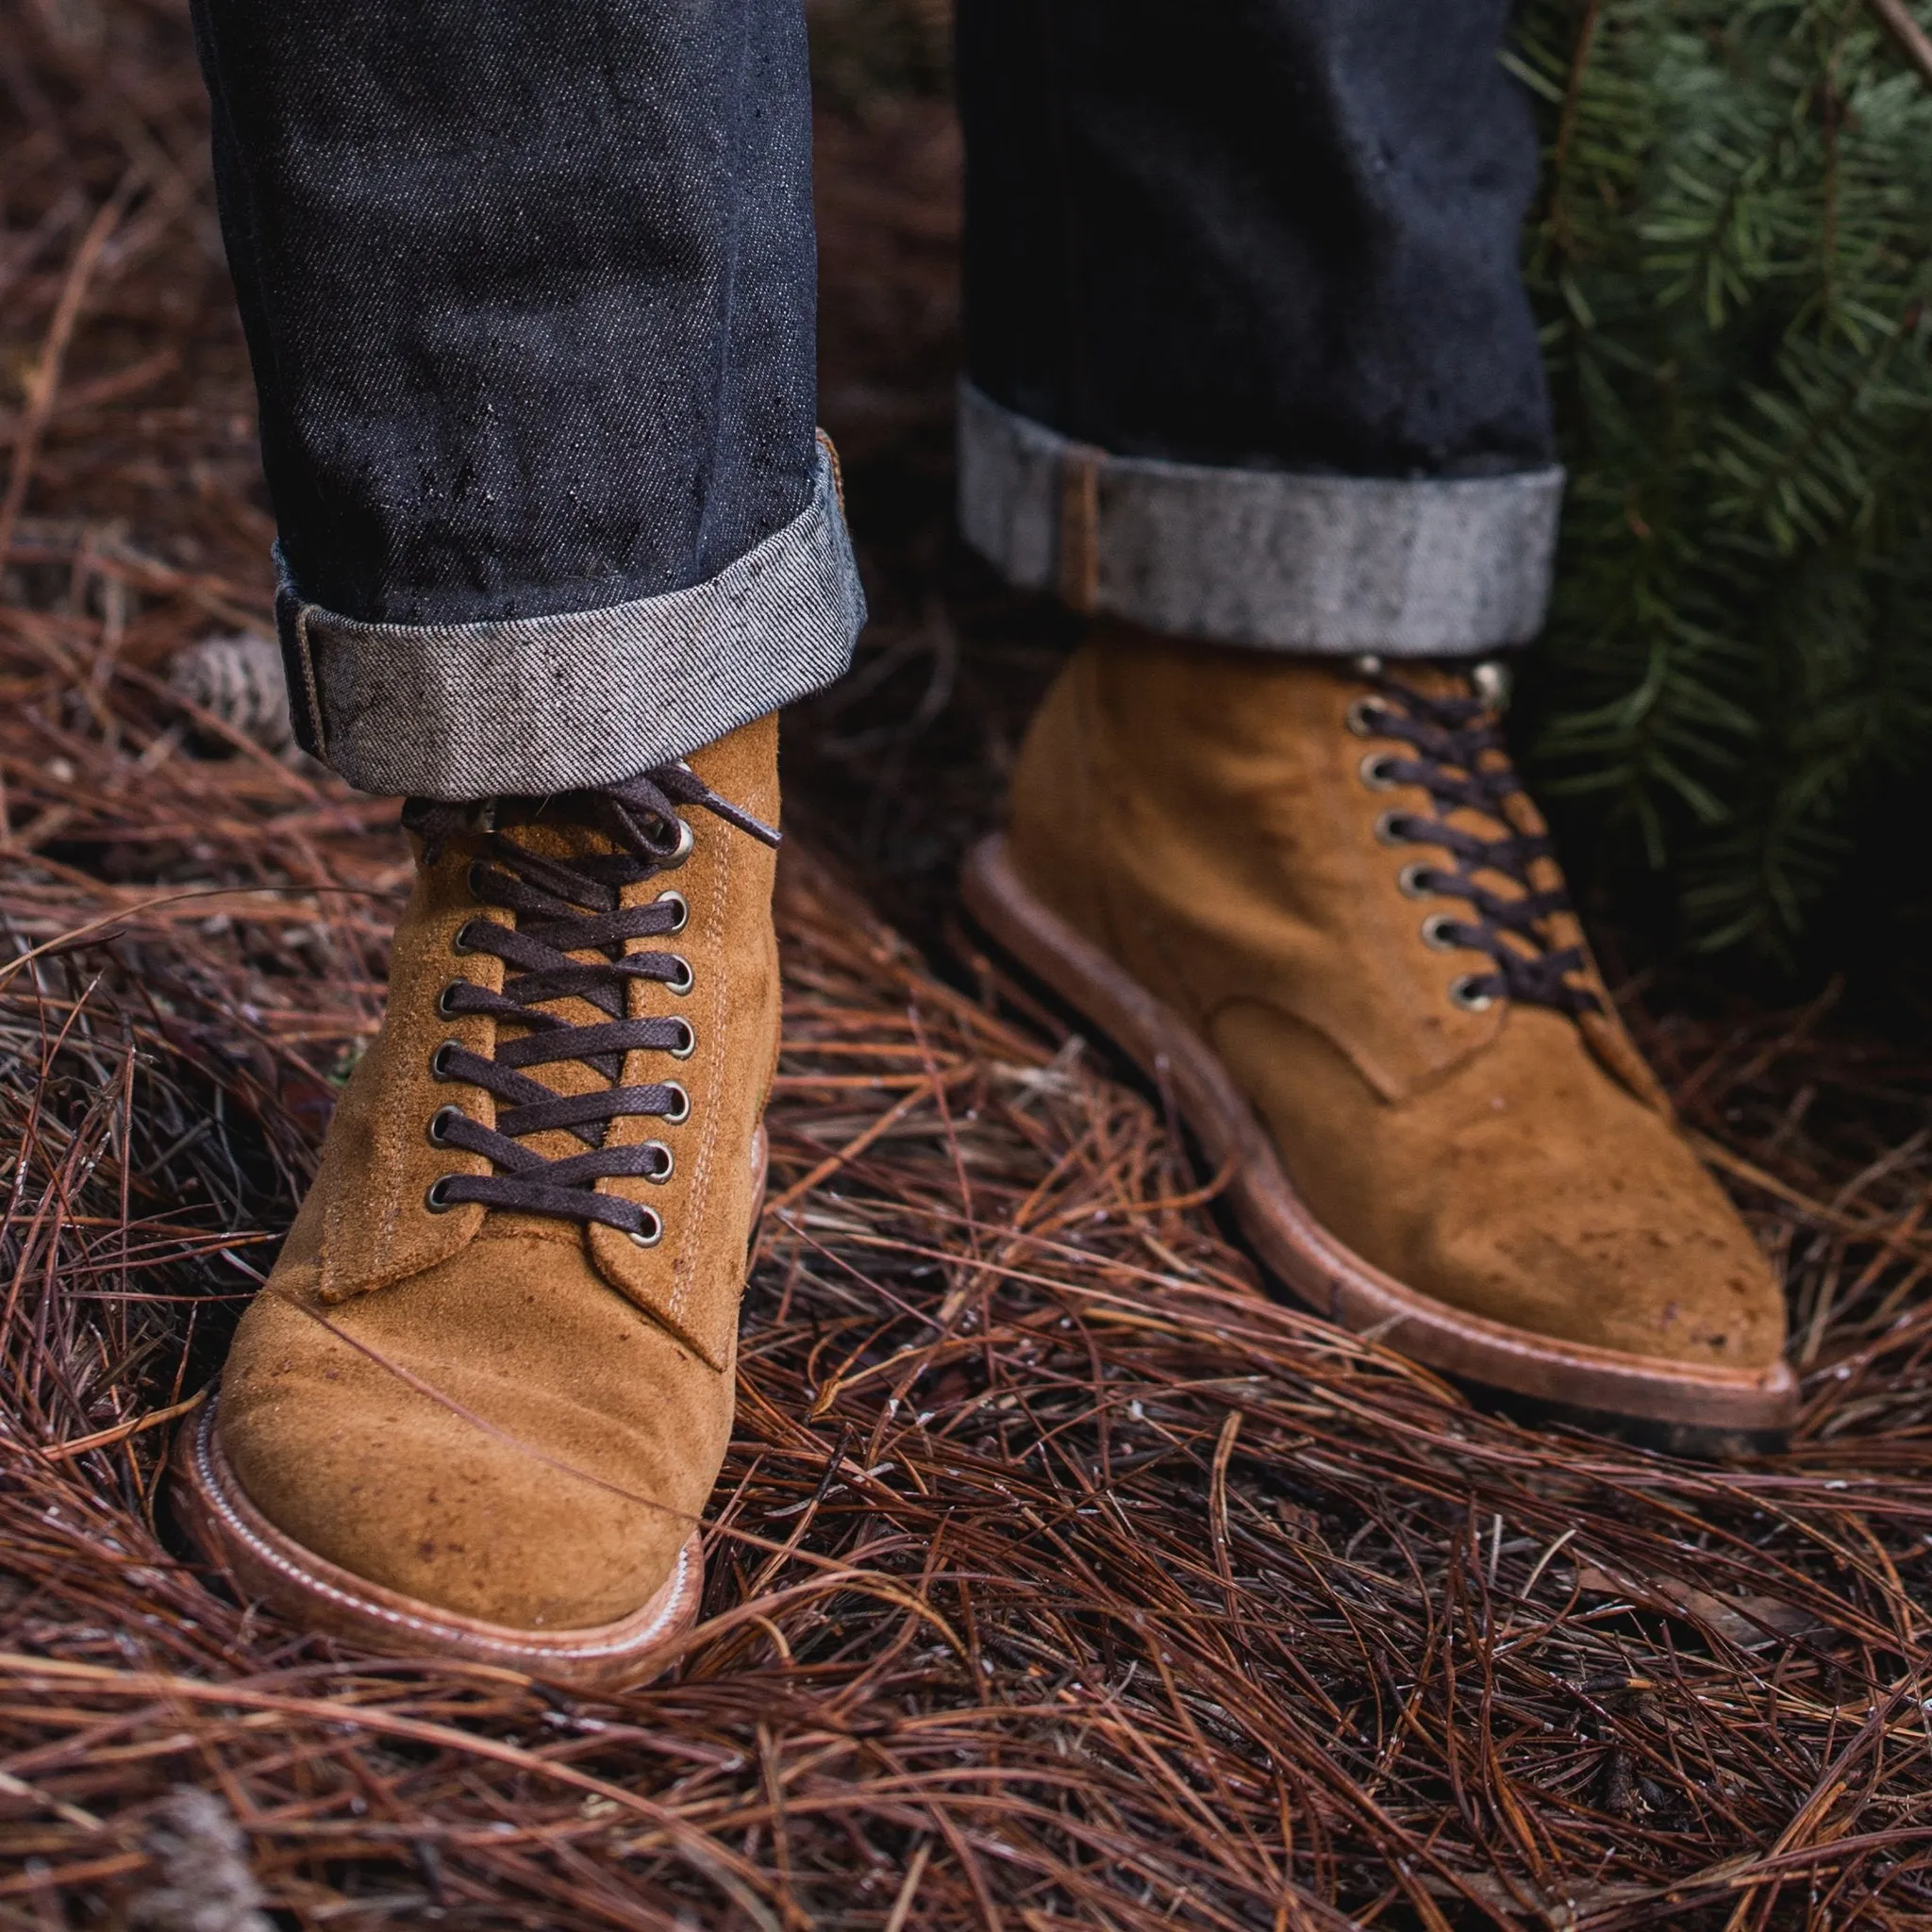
<box><xmin>172</xmin><ymin>1125</ymin><xmax>774</xmax><ymax>1690</ymax></box>
<box><xmin>962</xmin><ymin>836</ymin><xmax>1798</xmax><ymax>1449</ymax></box>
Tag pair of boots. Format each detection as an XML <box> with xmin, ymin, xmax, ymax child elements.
<box><xmin>175</xmin><ymin>631</ymin><xmax>1790</xmax><ymax>1690</ymax></box>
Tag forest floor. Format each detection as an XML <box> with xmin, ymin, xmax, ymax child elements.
<box><xmin>0</xmin><ymin>3</ymin><xmax>1929</xmax><ymax>1926</ymax></box>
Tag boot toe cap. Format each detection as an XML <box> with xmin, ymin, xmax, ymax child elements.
<box><xmin>214</xmin><ymin>1257</ymin><xmax>724</xmax><ymax>1631</ymax></box>
<box><xmin>1425</xmin><ymin>1190</ymin><xmax>1787</xmax><ymax>1368</ymax></box>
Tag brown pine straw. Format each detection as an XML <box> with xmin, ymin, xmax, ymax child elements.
<box><xmin>4</xmin><ymin>3</ymin><xmax>1932</xmax><ymax>1926</ymax></box>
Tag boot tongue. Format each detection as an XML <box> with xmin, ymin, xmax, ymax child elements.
<box><xmin>449</xmin><ymin>766</ymin><xmax>773</xmax><ymax>1143</ymax></box>
<box><xmin>1360</xmin><ymin>661</ymin><xmax>1673</xmax><ymax>1113</ymax></box>
<box><xmin>1416</xmin><ymin>669</ymin><xmax>1546</xmax><ymax>973</ymax></box>
<box><xmin>491</xmin><ymin>816</ymin><xmax>626</xmax><ymax>1176</ymax></box>
<box><xmin>371</xmin><ymin>774</ymin><xmax>733</xmax><ymax>1257</ymax></box>
<box><xmin>409</xmin><ymin>759</ymin><xmax>776</xmax><ymax>1247</ymax></box>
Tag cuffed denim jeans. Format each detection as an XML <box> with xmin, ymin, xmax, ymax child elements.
<box><xmin>190</xmin><ymin>0</ymin><xmax>1558</xmax><ymax>802</ymax></box>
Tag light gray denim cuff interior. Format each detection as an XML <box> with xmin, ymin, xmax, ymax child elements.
<box><xmin>277</xmin><ymin>441</ymin><xmax>865</xmax><ymax>799</ymax></box>
<box><xmin>958</xmin><ymin>381</ymin><xmax>1563</xmax><ymax>657</ymax></box>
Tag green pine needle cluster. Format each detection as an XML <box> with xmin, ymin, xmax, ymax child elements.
<box><xmin>1511</xmin><ymin>0</ymin><xmax>1932</xmax><ymax>953</ymax></box>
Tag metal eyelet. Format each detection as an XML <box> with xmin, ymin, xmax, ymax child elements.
<box><xmin>663</xmin><ymin>819</ymin><xmax>695</xmax><ymax>866</ymax></box>
<box><xmin>1345</xmin><ymin>695</ymin><xmax>1384</xmax><ymax>739</ymax></box>
<box><xmin>437</xmin><ymin>982</ymin><xmax>464</xmax><ymax>1018</ymax></box>
<box><xmin>655</xmin><ymin>890</ymin><xmax>689</xmax><ymax>934</ymax></box>
<box><xmin>426</xmin><ymin>1105</ymin><xmax>465</xmax><ymax>1147</ymax></box>
<box><xmin>1374</xmin><ymin>809</ymin><xmax>1412</xmax><ymax>847</ymax></box>
<box><xmin>668</xmin><ymin>1018</ymin><xmax>696</xmax><ymax>1060</ymax></box>
<box><xmin>451</xmin><ymin>920</ymin><xmax>480</xmax><ymax>955</ymax></box>
<box><xmin>660</xmin><ymin>1081</ymin><xmax>691</xmax><ymax>1124</ymax></box>
<box><xmin>1472</xmin><ymin>659</ymin><xmax>1513</xmax><ymax>712</ymax></box>
<box><xmin>642</xmin><ymin>1140</ymin><xmax>675</xmax><ymax>1183</ymax></box>
<box><xmin>424</xmin><ymin>1175</ymin><xmax>458</xmax><ymax>1213</ymax></box>
<box><xmin>466</xmin><ymin>860</ymin><xmax>487</xmax><ymax>902</ymax></box>
<box><xmin>665</xmin><ymin>957</ymin><xmax>693</xmax><ymax>996</ymax></box>
<box><xmin>1397</xmin><ymin>860</ymin><xmax>1436</xmax><ymax>898</ymax></box>
<box><xmin>430</xmin><ymin>1040</ymin><xmax>462</xmax><ymax>1079</ymax></box>
<box><xmin>1449</xmin><ymin>974</ymin><xmax>1497</xmax><ymax>1013</ymax></box>
<box><xmin>627</xmin><ymin>1208</ymin><xmax>664</xmax><ymax>1248</ymax></box>
<box><xmin>1358</xmin><ymin>751</ymin><xmax>1401</xmax><ymax>791</ymax></box>
<box><xmin>1421</xmin><ymin>913</ymin><xmax>1460</xmax><ymax>953</ymax></box>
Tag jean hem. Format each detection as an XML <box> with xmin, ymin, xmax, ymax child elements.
<box><xmin>957</xmin><ymin>382</ymin><xmax>1562</xmax><ymax>656</ymax></box>
<box><xmin>276</xmin><ymin>442</ymin><xmax>865</xmax><ymax>799</ymax></box>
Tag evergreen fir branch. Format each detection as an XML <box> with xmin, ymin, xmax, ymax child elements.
<box><xmin>1516</xmin><ymin>0</ymin><xmax>1932</xmax><ymax>956</ymax></box>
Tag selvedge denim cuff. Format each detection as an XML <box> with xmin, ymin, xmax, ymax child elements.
<box><xmin>958</xmin><ymin>383</ymin><xmax>1563</xmax><ymax>657</ymax></box>
<box><xmin>276</xmin><ymin>441</ymin><xmax>865</xmax><ymax>800</ymax></box>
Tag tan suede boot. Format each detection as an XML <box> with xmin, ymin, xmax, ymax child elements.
<box><xmin>174</xmin><ymin>716</ymin><xmax>781</xmax><ymax>1687</ymax></box>
<box><xmin>965</xmin><ymin>628</ymin><xmax>1794</xmax><ymax>1445</ymax></box>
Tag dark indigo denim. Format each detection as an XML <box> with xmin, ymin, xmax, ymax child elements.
<box><xmin>189</xmin><ymin>0</ymin><xmax>820</xmax><ymax>628</ymax></box>
<box><xmin>956</xmin><ymin>0</ymin><xmax>1556</xmax><ymax>479</ymax></box>
<box><xmin>190</xmin><ymin>0</ymin><xmax>1551</xmax><ymax>631</ymax></box>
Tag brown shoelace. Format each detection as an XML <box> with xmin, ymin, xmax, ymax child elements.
<box><xmin>1350</xmin><ymin>660</ymin><xmax>1600</xmax><ymax>1017</ymax></box>
<box><xmin>400</xmin><ymin>766</ymin><xmax>779</xmax><ymax>1244</ymax></box>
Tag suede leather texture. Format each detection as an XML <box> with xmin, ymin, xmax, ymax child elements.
<box><xmin>1006</xmin><ymin>629</ymin><xmax>1786</xmax><ymax>1372</ymax></box>
<box><xmin>215</xmin><ymin>716</ymin><xmax>780</xmax><ymax>1630</ymax></box>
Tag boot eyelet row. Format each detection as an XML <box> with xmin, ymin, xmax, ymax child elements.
<box><xmin>1421</xmin><ymin>913</ymin><xmax>1460</xmax><ymax>952</ymax></box>
<box><xmin>381</xmin><ymin>766</ymin><xmax>780</xmax><ymax>1266</ymax></box>
<box><xmin>1358</xmin><ymin>751</ymin><xmax>1402</xmax><ymax>791</ymax></box>
<box><xmin>1449</xmin><ymin>974</ymin><xmax>1496</xmax><ymax>1013</ymax></box>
